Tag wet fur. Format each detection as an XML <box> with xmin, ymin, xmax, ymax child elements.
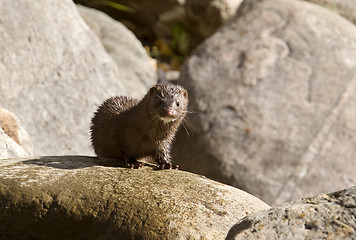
<box><xmin>90</xmin><ymin>83</ymin><xmax>188</xmax><ymax>167</ymax></box>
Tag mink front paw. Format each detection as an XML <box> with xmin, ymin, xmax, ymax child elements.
<box><xmin>127</xmin><ymin>161</ymin><xmax>144</xmax><ymax>169</ymax></box>
<box><xmin>155</xmin><ymin>151</ymin><xmax>178</xmax><ymax>170</ymax></box>
<box><xmin>125</xmin><ymin>157</ymin><xmax>144</xmax><ymax>169</ymax></box>
<box><xmin>156</xmin><ymin>163</ymin><xmax>179</xmax><ymax>170</ymax></box>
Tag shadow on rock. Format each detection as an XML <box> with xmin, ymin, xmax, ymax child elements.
<box><xmin>22</xmin><ymin>155</ymin><xmax>127</xmax><ymax>170</ymax></box>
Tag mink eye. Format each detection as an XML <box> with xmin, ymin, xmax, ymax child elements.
<box><xmin>176</xmin><ymin>101</ymin><xmax>180</xmax><ymax>106</ymax></box>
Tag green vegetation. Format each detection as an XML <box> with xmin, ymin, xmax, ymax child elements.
<box><xmin>86</xmin><ymin>0</ymin><xmax>135</xmax><ymax>13</ymax></box>
<box><xmin>75</xmin><ymin>0</ymin><xmax>195</xmax><ymax>70</ymax></box>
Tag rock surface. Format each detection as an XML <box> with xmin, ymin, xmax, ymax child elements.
<box><xmin>0</xmin><ymin>0</ymin><xmax>154</xmax><ymax>156</ymax></box>
<box><xmin>0</xmin><ymin>107</ymin><xmax>33</xmax><ymax>159</ymax></box>
<box><xmin>306</xmin><ymin>0</ymin><xmax>356</xmax><ymax>25</ymax></box>
<box><xmin>174</xmin><ymin>0</ymin><xmax>356</xmax><ymax>205</ymax></box>
<box><xmin>184</xmin><ymin>0</ymin><xmax>243</xmax><ymax>38</ymax></box>
<box><xmin>77</xmin><ymin>5</ymin><xmax>157</xmax><ymax>99</ymax></box>
<box><xmin>0</xmin><ymin>129</ymin><xmax>28</xmax><ymax>160</ymax></box>
<box><xmin>0</xmin><ymin>156</ymin><xmax>270</xmax><ymax>240</ymax></box>
<box><xmin>226</xmin><ymin>186</ymin><xmax>356</xmax><ymax>240</ymax></box>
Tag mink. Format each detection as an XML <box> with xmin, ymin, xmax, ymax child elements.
<box><xmin>90</xmin><ymin>83</ymin><xmax>188</xmax><ymax>169</ymax></box>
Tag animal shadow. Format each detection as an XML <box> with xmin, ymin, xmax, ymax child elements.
<box><xmin>22</xmin><ymin>155</ymin><xmax>127</xmax><ymax>170</ymax></box>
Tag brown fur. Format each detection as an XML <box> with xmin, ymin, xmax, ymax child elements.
<box><xmin>90</xmin><ymin>83</ymin><xmax>188</xmax><ymax>166</ymax></box>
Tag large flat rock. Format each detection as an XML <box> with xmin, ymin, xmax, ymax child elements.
<box><xmin>174</xmin><ymin>0</ymin><xmax>356</xmax><ymax>205</ymax></box>
<box><xmin>0</xmin><ymin>156</ymin><xmax>270</xmax><ymax>240</ymax></box>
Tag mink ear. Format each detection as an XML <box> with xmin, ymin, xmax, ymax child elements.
<box><xmin>150</xmin><ymin>86</ymin><xmax>158</xmax><ymax>96</ymax></box>
<box><xmin>182</xmin><ymin>89</ymin><xmax>188</xmax><ymax>99</ymax></box>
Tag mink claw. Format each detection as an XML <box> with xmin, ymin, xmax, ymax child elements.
<box><xmin>137</xmin><ymin>162</ymin><xmax>144</xmax><ymax>168</ymax></box>
<box><xmin>156</xmin><ymin>163</ymin><xmax>179</xmax><ymax>170</ymax></box>
<box><xmin>127</xmin><ymin>163</ymin><xmax>135</xmax><ymax>169</ymax></box>
<box><xmin>126</xmin><ymin>161</ymin><xmax>144</xmax><ymax>169</ymax></box>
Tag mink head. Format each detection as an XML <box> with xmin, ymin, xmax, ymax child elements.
<box><xmin>147</xmin><ymin>84</ymin><xmax>188</xmax><ymax>123</ymax></box>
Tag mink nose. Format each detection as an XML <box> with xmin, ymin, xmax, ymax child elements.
<box><xmin>165</xmin><ymin>108</ymin><xmax>174</xmax><ymax>116</ymax></box>
<box><xmin>163</xmin><ymin>105</ymin><xmax>176</xmax><ymax>116</ymax></box>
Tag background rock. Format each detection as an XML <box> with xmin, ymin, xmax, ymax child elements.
<box><xmin>0</xmin><ymin>156</ymin><xmax>270</xmax><ymax>240</ymax></box>
<box><xmin>75</xmin><ymin>0</ymin><xmax>243</xmax><ymax>56</ymax></box>
<box><xmin>0</xmin><ymin>0</ymin><xmax>155</xmax><ymax>156</ymax></box>
<box><xmin>226</xmin><ymin>186</ymin><xmax>356</xmax><ymax>240</ymax></box>
<box><xmin>306</xmin><ymin>0</ymin><xmax>356</xmax><ymax>25</ymax></box>
<box><xmin>86</xmin><ymin>0</ymin><xmax>183</xmax><ymax>39</ymax></box>
<box><xmin>77</xmin><ymin>5</ymin><xmax>157</xmax><ymax>99</ymax></box>
<box><xmin>184</xmin><ymin>0</ymin><xmax>243</xmax><ymax>38</ymax></box>
<box><xmin>0</xmin><ymin>128</ymin><xmax>28</xmax><ymax>160</ymax></box>
<box><xmin>0</xmin><ymin>107</ymin><xmax>33</xmax><ymax>159</ymax></box>
<box><xmin>174</xmin><ymin>0</ymin><xmax>356</xmax><ymax>205</ymax></box>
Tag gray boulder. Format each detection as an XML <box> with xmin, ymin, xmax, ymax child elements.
<box><xmin>226</xmin><ymin>186</ymin><xmax>356</xmax><ymax>240</ymax></box>
<box><xmin>0</xmin><ymin>107</ymin><xmax>33</xmax><ymax>159</ymax></box>
<box><xmin>0</xmin><ymin>156</ymin><xmax>270</xmax><ymax>239</ymax></box>
<box><xmin>0</xmin><ymin>128</ymin><xmax>28</xmax><ymax>159</ymax></box>
<box><xmin>0</xmin><ymin>0</ymin><xmax>153</xmax><ymax>156</ymax></box>
<box><xmin>77</xmin><ymin>5</ymin><xmax>157</xmax><ymax>99</ymax></box>
<box><xmin>307</xmin><ymin>0</ymin><xmax>356</xmax><ymax>25</ymax></box>
<box><xmin>184</xmin><ymin>0</ymin><xmax>243</xmax><ymax>38</ymax></box>
<box><xmin>174</xmin><ymin>0</ymin><xmax>356</xmax><ymax>205</ymax></box>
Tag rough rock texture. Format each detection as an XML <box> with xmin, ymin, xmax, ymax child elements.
<box><xmin>0</xmin><ymin>107</ymin><xmax>33</xmax><ymax>159</ymax></box>
<box><xmin>306</xmin><ymin>0</ymin><xmax>356</xmax><ymax>25</ymax></box>
<box><xmin>0</xmin><ymin>156</ymin><xmax>270</xmax><ymax>240</ymax></box>
<box><xmin>174</xmin><ymin>0</ymin><xmax>356</xmax><ymax>205</ymax></box>
<box><xmin>77</xmin><ymin>5</ymin><xmax>157</xmax><ymax>99</ymax></box>
<box><xmin>0</xmin><ymin>0</ymin><xmax>143</xmax><ymax>155</ymax></box>
<box><xmin>226</xmin><ymin>186</ymin><xmax>356</xmax><ymax>240</ymax></box>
